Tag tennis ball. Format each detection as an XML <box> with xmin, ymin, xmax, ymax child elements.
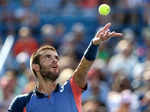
<box><xmin>98</xmin><ymin>4</ymin><xmax>111</xmax><ymax>16</ymax></box>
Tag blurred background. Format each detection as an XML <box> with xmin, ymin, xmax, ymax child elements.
<box><xmin>0</xmin><ymin>0</ymin><xmax>150</xmax><ymax>112</ymax></box>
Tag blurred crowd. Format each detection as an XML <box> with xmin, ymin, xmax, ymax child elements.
<box><xmin>0</xmin><ymin>0</ymin><xmax>150</xmax><ymax>112</ymax></box>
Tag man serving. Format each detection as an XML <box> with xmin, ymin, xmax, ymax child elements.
<box><xmin>8</xmin><ymin>23</ymin><xmax>122</xmax><ymax>112</ymax></box>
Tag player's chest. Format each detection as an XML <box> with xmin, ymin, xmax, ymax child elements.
<box><xmin>27</xmin><ymin>92</ymin><xmax>76</xmax><ymax>112</ymax></box>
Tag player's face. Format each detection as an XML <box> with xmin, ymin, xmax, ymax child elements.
<box><xmin>39</xmin><ymin>49</ymin><xmax>60</xmax><ymax>81</ymax></box>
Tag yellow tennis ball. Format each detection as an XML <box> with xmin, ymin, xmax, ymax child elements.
<box><xmin>99</xmin><ymin>4</ymin><xmax>111</xmax><ymax>16</ymax></box>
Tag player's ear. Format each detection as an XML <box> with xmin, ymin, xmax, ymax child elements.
<box><xmin>32</xmin><ymin>64</ymin><xmax>40</xmax><ymax>72</ymax></box>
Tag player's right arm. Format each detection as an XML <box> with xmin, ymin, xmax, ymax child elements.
<box><xmin>72</xmin><ymin>23</ymin><xmax>122</xmax><ymax>89</ymax></box>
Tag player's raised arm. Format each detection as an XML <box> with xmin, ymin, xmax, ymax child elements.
<box><xmin>72</xmin><ymin>23</ymin><xmax>123</xmax><ymax>88</ymax></box>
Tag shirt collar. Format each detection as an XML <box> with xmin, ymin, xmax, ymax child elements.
<box><xmin>34</xmin><ymin>84</ymin><xmax>60</xmax><ymax>98</ymax></box>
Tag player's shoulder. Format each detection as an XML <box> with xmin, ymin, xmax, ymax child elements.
<box><xmin>15</xmin><ymin>93</ymin><xmax>31</xmax><ymax>98</ymax></box>
<box><xmin>8</xmin><ymin>92</ymin><xmax>33</xmax><ymax>112</ymax></box>
<box><xmin>13</xmin><ymin>92</ymin><xmax>32</xmax><ymax>103</ymax></box>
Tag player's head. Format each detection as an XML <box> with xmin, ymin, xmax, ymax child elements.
<box><xmin>30</xmin><ymin>45</ymin><xmax>60</xmax><ymax>82</ymax></box>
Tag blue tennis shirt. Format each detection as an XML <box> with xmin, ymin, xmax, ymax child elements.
<box><xmin>8</xmin><ymin>78</ymin><xmax>84</xmax><ymax>112</ymax></box>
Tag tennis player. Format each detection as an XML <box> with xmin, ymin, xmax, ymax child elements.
<box><xmin>8</xmin><ymin>23</ymin><xmax>122</xmax><ymax>112</ymax></box>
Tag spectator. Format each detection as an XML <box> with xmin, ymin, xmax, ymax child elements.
<box><xmin>13</xmin><ymin>26</ymin><xmax>39</xmax><ymax>56</ymax></box>
<box><xmin>82</xmin><ymin>99</ymin><xmax>106</xmax><ymax>112</ymax></box>
<box><xmin>0</xmin><ymin>69</ymin><xmax>17</xmax><ymax>112</ymax></box>
<box><xmin>107</xmin><ymin>73</ymin><xmax>140</xmax><ymax>112</ymax></box>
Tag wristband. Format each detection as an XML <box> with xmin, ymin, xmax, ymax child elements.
<box><xmin>84</xmin><ymin>41</ymin><xmax>98</xmax><ymax>61</ymax></box>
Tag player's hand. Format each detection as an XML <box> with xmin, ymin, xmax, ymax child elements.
<box><xmin>92</xmin><ymin>23</ymin><xmax>123</xmax><ymax>45</ymax></box>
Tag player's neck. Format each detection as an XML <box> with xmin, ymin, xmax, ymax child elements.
<box><xmin>37</xmin><ymin>79</ymin><xmax>57</xmax><ymax>95</ymax></box>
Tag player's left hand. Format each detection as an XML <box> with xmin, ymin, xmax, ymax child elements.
<box><xmin>92</xmin><ymin>23</ymin><xmax>123</xmax><ymax>45</ymax></box>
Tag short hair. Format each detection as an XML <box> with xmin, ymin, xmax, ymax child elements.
<box><xmin>30</xmin><ymin>45</ymin><xmax>56</xmax><ymax>77</ymax></box>
<box><xmin>112</xmin><ymin>74</ymin><xmax>132</xmax><ymax>92</ymax></box>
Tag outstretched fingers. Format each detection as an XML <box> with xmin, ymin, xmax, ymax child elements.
<box><xmin>102</xmin><ymin>23</ymin><xmax>111</xmax><ymax>32</ymax></box>
<box><xmin>96</xmin><ymin>23</ymin><xmax>111</xmax><ymax>37</ymax></box>
<box><xmin>96</xmin><ymin>23</ymin><xmax>123</xmax><ymax>41</ymax></box>
<box><xmin>109</xmin><ymin>32</ymin><xmax>123</xmax><ymax>38</ymax></box>
<box><xmin>101</xmin><ymin>31</ymin><xmax>123</xmax><ymax>41</ymax></box>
